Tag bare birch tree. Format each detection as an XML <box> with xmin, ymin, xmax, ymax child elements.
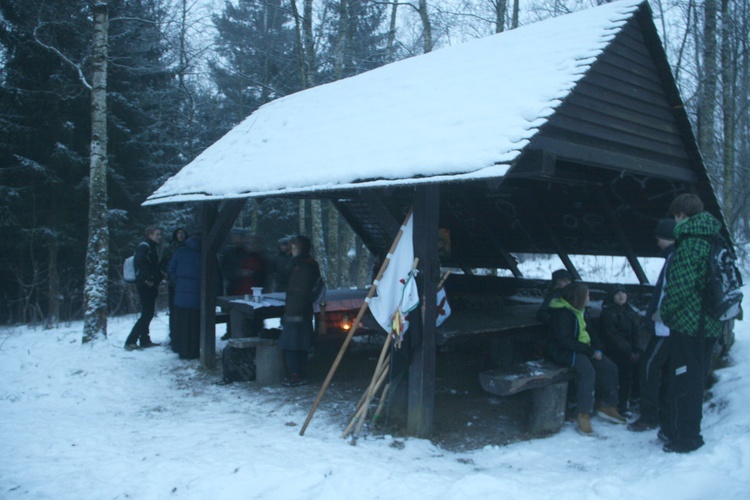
<box><xmin>83</xmin><ymin>1</ymin><xmax>110</xmax><ymax>342</ymax></box>
<box><xmin>698</xmin><ymin>0</ymin><xmax>718</xmax><ymax>173</ymax></box>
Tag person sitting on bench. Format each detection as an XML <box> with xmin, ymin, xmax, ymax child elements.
<box><xmin>546</xmin><ymin>282</ymin><xmax>627</xmax><ymax>436</ymax></box>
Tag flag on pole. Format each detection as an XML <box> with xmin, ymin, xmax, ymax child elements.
<box><xmin>369</xmin><ymin>213</ymin><xmax>419</xmax><ymax>343</ymax></box>
<box><xmin>435</xmin><ymin>287</ymin><xmax>451</xmax><ymax>327</ymax></box>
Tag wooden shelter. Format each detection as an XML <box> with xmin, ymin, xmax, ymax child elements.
<box><xmin>145</xmin><ymin>1</ymin><xmax>727</xmax><ymax>436</ymax></box>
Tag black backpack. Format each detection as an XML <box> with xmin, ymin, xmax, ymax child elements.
<box><xmin>701</xmin><ymin>233</ymin><xmax>743</xmax><ymax>321</ymax></box>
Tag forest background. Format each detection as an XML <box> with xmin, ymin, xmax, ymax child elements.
<box><xmin>0</xmin><ymin>0</ymin><xmax>747</xmax><ymax>332</ymax></box>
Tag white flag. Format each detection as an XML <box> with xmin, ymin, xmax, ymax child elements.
<box><xmin>369</xmin><ymin>213</ymin><xmax>420</xmax><ymax>340</ymax></box>
<box><xmin>435</xmin><ymin>288</ymin><xmax>451</xmax><ymax>327</ymax></box>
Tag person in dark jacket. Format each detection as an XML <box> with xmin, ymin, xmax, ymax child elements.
<box><xmin>599</xmin><ymin>284</ymin><xmax>646</xmax><ymax>415</ymax></box>
<box><xmin>270</xmin><ymin>237</ymin><xmax>292</xmax><ymax>292</ymax></box>
<box><xmin>660</xmin><ymin>194</ymin><xmax>724</xmax><ymax>453</ymax></box>
<box><xmin>547</xmin><ymin>282</ymin><xmax>626</xmax><ymax>435</ymax></box>
<box><xmin>279</xmin><ymin>235</ymin><xmax>320</xmax><ymax>387</ymax></box>
<box><xmin>168</xmin><ymin>235</ymin><xmax>202</xmax><ymax>359</ymax></box>
<box><xmin>536</xmin><ymin>269</ymin><xmax>574</xmax><ymax>325</ymax></box>
<box><xmin>162</xmin><ymin>228</ymin><xmax>188</xmax><ymax>343</ymax></box>
<box><xmin>124</xmin><ymin>226</ymin><xmax>163</xmax><ymax>350</ymax></box>
<box><xmin>629</xmin><ymin>218</ymin><xmax>676</xmax><ymax>432</ymax></box>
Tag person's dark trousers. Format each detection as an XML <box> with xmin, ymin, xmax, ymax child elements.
<box><xmin>126</xmin><ymin>285</ymin><xmax>158</xmax><ymax>346</ymax></box>
<box><xmin>664</xmin><ymin>330</ymin><xmax>716</xmax><ymax>451</ymax></box>
<box><xmin>609</xmin><ymin>351</ymin><xmax>635</xmax><ymax>411</ymax></box>
<box><xmin>639</xmin><ymin>335</ymin><xmax>670</xmax><ymax>425</ymax></box>
<box><xmin>571</xmin><ymin>354</ymin><xmax>619</xmax><ymax>414</ymax></box>
<box><xmin>168</xmin><ymin>285</ymin><xmax>175</xmax><ymax>345</ymax></box>
<box><xmin>284</xmin><ymin>349</ymin><xmax>308</xmax><ymax>379</ymax></box>
<box><xmin>593</xmin><ymin>354</ymin><xmax>620</xmax><ymax>408</ymax></box>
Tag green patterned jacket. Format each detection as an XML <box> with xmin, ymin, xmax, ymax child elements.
<box><xmin>660</xmin><ymin>211</ymin><xmax>724</xmax><ymax>338</ymax></box>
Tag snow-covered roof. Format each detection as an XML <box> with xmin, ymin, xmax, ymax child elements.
<box><xmin>145</xmin><ymin>0</ymin><xmax>645</xmax><ymax>206</ymax></box>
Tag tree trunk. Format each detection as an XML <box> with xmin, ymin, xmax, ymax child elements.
<box><xmin>720</xmin><ymin>0</ymin><xmax>735</xmax><ymax>229</ymax></box>
<box><xmin>333</xmin><ymin>0</ymin><xmax>348</xmax><ymax>80</ymax></box>
<box><xmin>418</xmin><ymin>0</ymin><xmax>432</xmax><ymax>53</ymax></box>
<box><xmin>47</xmin><ymin>238</ymin><xmax>59</xmax><ymax>329</ymax></box>
<box><xmin>303</xmin><ymin>0</ymin><xmax>316</xmax><ymax>86</ymax></box>
<box><xmin>341</xmin><ymin>223</ymin><xmax>356</xmax><ymax>286</ymax></box>
<box><xmin>299</xmin><ymin>199</ymin><xmax>306</xmax><ymax>235</ymax></box>
<box><xmin>327</xmin><ymin>203</ymin><xmax>339</xmax><ymax>286</ymax></box>
<box><xmin>511</xmin><ymin>0</ymin><xmax>519</xmax><ymax>29</ymax></box>
<box><xmin>290</xmin><ymin>0</ymin><xmax>308</xmax><ymax>88</ymax></box>
<box><xmin>699</xmin><ymin>0</ymin><xmax>718</xmax><ymax>174</ymax></box>
<box><xmin>494</xmin><ymin>0</ymin><xmax>507</xmax><ymax>33</ymax></box>
<box><xmin>83</xmin><ymin>1</ymin><xmax>110</xmax><ymax>343</ymax></box>
<box><xmin>386</xmin><ymin>1</ymin><xmax>399</xmax><ymax>62</ymax></box>
<box><xmin>311</xmin><ymin>200</ymin><xmax>327</xmax><ymax>277</ymax></box>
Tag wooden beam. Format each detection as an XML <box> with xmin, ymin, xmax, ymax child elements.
<box><xmin>206</xmin><ymin>199</ymin><xmax>247</xmax><ymax>256</ymax></box>
<box><xmin>408</xmin><ymin>184</ymin><xmax>439</xmax><ymax>437</ymax></box>
<box><xmin>530</xmin><ymin>136</ymin><xmax>697</xmax><ymax>183</ymax></box>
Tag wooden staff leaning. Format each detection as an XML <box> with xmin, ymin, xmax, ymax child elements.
<box><xmin>345</xmin><ymin>256</ymin><xmax>418</xmax><ymax>444</ymax></box>
<box><xmin>299</xmin><ymin>208</ymin><xmax>413</xmax><ymax>436</ymax></box>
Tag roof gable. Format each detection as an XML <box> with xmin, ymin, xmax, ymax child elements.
<box><xmin>145</xmin><ymin>0</ymin><xmax>646</xmax><ymax>206</ymax></box>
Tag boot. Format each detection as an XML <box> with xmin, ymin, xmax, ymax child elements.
<box><xmin>576</xmin><ymin>413</ymin><xmax>593</xmax><ymax>436</ymax></box>
<box><xmin>598</xmin><ymin>406</ymin><xmax>627</xmax><ymax>424</ymax></box>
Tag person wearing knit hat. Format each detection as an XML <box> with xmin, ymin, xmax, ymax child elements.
<box><xmin>628</xmin><ymin>218</ymin><xmax>677</xmax><ymax>433</ymax></box>
<box><xmin>600</xmin><ymin>284</ymin><xmax>646</xmax><ymax>416</ymax></box>
<box><xmin>537</xmin><ymin>269</ymin><xmax>576</xmax><ymax>325</ymax></box>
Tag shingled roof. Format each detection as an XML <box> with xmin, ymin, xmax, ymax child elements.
<box><xmin>146</xmin><ymin>0</ymin><xmax>724</xmax><ymax>278</ymax></box>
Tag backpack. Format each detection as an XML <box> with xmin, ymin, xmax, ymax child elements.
<box><xmin>123</xmin><ymin>242</ymin><xmax>148</xmax><ymax>284</ymax></box>
<box><xmin>123</xmin><ymin>256</ymin><xmax>137</xmax><ymax>283</ymax></box>
<box><xmin>701</xmin><ymin>233</ymin><xmax>744</xmax><ymax>321</ymax></box>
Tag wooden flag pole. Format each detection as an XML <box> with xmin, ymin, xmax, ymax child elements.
<box><xmin>345</xmin><ymin>256</ymin><xmax>419</xmax><ymax>444</ymax></box>
<box><xmin>299</xmin><ymin>208</ymin><xmax>413</xmax><ymax>436</ymax></box>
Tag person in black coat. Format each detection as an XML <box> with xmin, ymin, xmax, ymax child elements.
<box><xmin>599</xmin><ymin>285</ymin><xmax>647</xmax><ymax>415</ymax></box>
<box><xmin>547</xmin><ymin>282</ymin><xmax>626</xmax><ymax>435</ymax></box>
<box><xmin>124</xmin><ymin>226</ymin><xmax>163</xmax><ymax>350</ymax></box>
<box><xmin>279</xmin><ymin>235</ymin><xmax>320</xmax><ymax>387</ymax></box>
<box><xmin>168</xmin><ymin>235</ymin><xmax>202</xmax><ymax>359</ymax></box>
<box><xmin>629</xmin><ymin>218</ymin><xmax>677</xmax><ymax>432</ymax></box>
<box><xmin>162</xmin><ymin>228</ymin><xmax>188</xmax><ymax>343</ymax></box>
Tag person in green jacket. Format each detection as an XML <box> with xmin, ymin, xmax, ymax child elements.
<box><xmin>660</xmin><ymin>193</ymin><xmax>723</xmax><ymax>453</ymax></box>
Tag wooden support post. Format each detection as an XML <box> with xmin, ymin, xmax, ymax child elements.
<box><xmin>408</xmin><ymin>184</ymin><xmax>439</xmax><ymax>437</ymax></box>
<box><xmin>200</xmin><ymin>202</ymin><xmax>219</xmax><ymax>369</ymax></box>
<box><xmin>199</xmin><ymin>198</ymin><xmax>247</xmax><ymax>369</ymax></box>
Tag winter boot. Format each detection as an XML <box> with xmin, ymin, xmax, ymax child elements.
<box><xmin>598</xmin><ymin>406</ymin><xmax>627</xmax><ymax>424</ymax></box>
<box><xmin>576</xmin><ymin>413</ymin><xmax>593</xmax><ymax>436</ymax></box>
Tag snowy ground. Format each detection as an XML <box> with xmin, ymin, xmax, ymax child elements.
<box><xmin>2</xmin><ymin>288</ymin><xmax>750</xmax><ymax>499</ymax></box>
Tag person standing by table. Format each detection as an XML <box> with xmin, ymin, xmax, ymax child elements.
<box><xmin>279</xmin><ymin>235</ymin><xmax>320</xmax><ymax>387</ymax></box>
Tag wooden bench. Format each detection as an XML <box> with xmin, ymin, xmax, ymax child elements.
<box><xmin>479</xmin><ymin>360</ymin><xmax>572</xmax><ymax>435</ymax></box>
<box><xmin>222</xmin><ymin>337</ymin><xmax>284</xmax><ymax>385</ymax></box>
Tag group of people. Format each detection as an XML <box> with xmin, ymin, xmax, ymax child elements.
<box><xmin>538</xmin><ymin>193</ymin><xmax>726</xmax><ymax>454</ymax></box>
<box><xmin>124</xmin><ymin>227</ymin><xmax>321</xmax><ymax>387</ymax></box>
<box><xmin>124</xmin><ymin>226</ymin><xmax>206</xmax><ymax>359</ymax></box>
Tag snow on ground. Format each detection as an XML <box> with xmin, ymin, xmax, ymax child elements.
<box><xmin>2</xmin><ymin>287</ymin><xmax>750</xmax><ymax>499</ymax></box>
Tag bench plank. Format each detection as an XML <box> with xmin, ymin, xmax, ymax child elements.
<box><xmin>479</xmin><ymin>360</ymin><xmax>571</xmax><ymax>396</ymax></box>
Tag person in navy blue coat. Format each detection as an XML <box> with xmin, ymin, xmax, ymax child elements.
<box><xmin>168</xmin><ymin>235</ymin><xmax>202</xmax><ymax>359</ymax></box>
